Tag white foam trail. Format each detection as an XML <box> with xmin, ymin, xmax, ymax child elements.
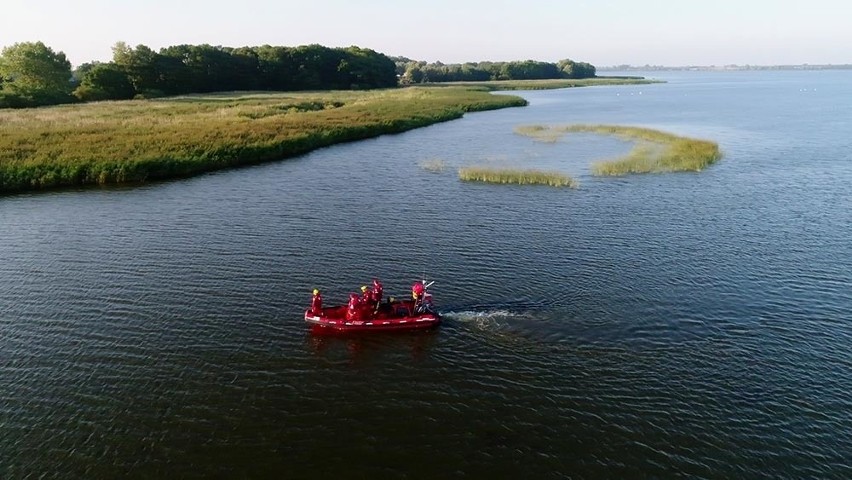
<box><xmin>441</xmin><ymin>309</ymin><xmax>536</xmax><ymax>331</ymax></box>
<box><xmin>442</xmin><ymin>310</ymin><xmax>522</xmax><ymax>321</ymax></box>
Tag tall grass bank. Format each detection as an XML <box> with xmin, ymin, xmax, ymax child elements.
<box><xmin>0</xmin><ymin>87</ymin><xmax>526</xmax><ymax>194</ymax></box>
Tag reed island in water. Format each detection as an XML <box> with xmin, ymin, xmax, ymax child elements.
<box><xmin>450</xmin><ymin>125</ymin><xmax>720</xmax><ymax>189</ymax></box>
<box><xmin>515</xmin><ymin>124</ymin><xmax>723</xmax><ymax>175</ymax></box>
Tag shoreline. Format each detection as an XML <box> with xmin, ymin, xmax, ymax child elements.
<box><xmin>0</xmin><ymin>79</ymin><xmax>651</xmax><ymax>195</ymax></box>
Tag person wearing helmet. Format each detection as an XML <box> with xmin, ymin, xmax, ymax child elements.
<box><xmin>371</xmin><ymin>278</ymin><xmax>383</xmax><ymax>312</ymax></box>
<box><xmin>346</xmin><ymin>292</ymin><xmax>362</xmax><ymax>321</ymax></box>
<box><xmin>310</xmin><ymin>288</ymin><xmax>323</xmax><ymax>316</ymax></box>
<box><xmin>360</xmin><ymin>285</ymin><xmax>373</xmax><ymax>318</ymax></box>
<box><xmin>411</xmin><ymin>281</ymin><xmax>425</xmax><ymax>313</ymax></box>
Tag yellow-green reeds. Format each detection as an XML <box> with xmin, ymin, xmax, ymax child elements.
<box><xmin>513</xmin><ymin>125</ymin><xmax>562</xmax><ymax>143</ymax></box>
<box><xmin>0</xmin><ymin>87</ymin><xmax>528</xmax><ymax>194</ymax></box>
<box><xmin>515</xmin><ymin>124</ymin><xmax>722</xmax><ymax>175</ymax></box>
<box><xmin>458</xmin><ymin>166</ymin><xmax>577</xmax><ymax>188</ymax></box>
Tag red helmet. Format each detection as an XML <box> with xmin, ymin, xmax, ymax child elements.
<box><xmin>412</xmin><ymin>282</ymin><xmax>425</xmax><ymax>295</ymax></box>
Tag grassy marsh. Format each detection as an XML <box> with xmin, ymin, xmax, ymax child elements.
<box><xmin>0</xmin><ymin>87</ymin><xmax>527</xmax><ymax>194</ymax></box>
<box><xmin>458</xmin><ymin>166</ymin><xmax>578</xmax><ymax>188</ymax></box>
<box><xmin>515</xmin><ymin>124</ymin><xmax>722</xmax><ymax>175</ymax></box>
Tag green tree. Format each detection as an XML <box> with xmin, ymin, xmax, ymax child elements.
<box><xmin>72</xmin><ymin>62</ymin><xmax>98</xmax><ymax>84</ymax></box>
<box><xmin>558</xmin><ymin>59</ymin><xmax>596</xmax><ymax>79</ymax></box>
<box><xmin>73</xmin><ymin>62</ymin><xmax>135</xmax><ymax>101</ymax></box>
<box><xmin>228</xmin><ymin>47</ymin><xmax>261</xmax><ymax>91</ymax></box>
<box><xmin>158</xmin><ymin>44</ymin><xmax>251</xmax><ymax>93</ymax></box>
<box><xmin>0</xmin><ymin>41</ymin><xmax>73</xmax><ymax>106</ymax></box>
<box><xmin>337</xmin><ymin>46</ymin><xmax>397</xmax><ymax>89</ymax></box>
<box><xmin>112</xmin><ymin>42</ymin><xmax>161</xmax><ymax>94</ymax></box>
<box><xmin>401</xmin><ymin>63</ymin><xmax>424</xmax><ymax>84</ymax></box>
<box><xmin>391</xmin><ymin>56</ymin><xmax>413</xmax><ymax>76</ymax></box>
<box><xmin>255</xmin><ymin>45</ymin><xmax>298</xmax><ymax>90</ymax></box>
<box><xmin>291</xmin><ymin>44</ymin><xmax>341</xmax><ymax>89</ymax></box>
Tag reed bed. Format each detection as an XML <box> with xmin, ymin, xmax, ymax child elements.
<box><xmin>0</xmin><ymin>87</ymin><xmax>527</xmax><ymax>194</ymax></box>
<box><xmin>515</xmin><ymin>124</ymin><xmax>722</xmax><ymax>175</ymax></box>
<box><xmin>513</xmin><ymin>125</ymin><xmax>563</xmax><ymax>143</ymax></box>
<box><xmin>458</xmin><ymin>166</ymin><xmax>577</xmax><ymax>188</ymax></box>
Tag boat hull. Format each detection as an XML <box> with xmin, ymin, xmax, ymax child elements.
<box><xmin>304</xmin><ymin>300</ymin><xmax>440</xmax><ymax>333</ymax></box>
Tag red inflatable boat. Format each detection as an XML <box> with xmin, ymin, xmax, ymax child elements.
<box><xmin>305</xmin><ymin>281</ymin><xmax>440</xmax><ymax>333</ymax></box>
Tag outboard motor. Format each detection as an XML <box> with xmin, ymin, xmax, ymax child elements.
<box><xmin>420</xmin><ymin>292</ymin><xmax>436</xmax><ymax>314</ymax></box>
<box><xmin>413</xmin><ymin>280</ymin><xmax>436</xmax><ymax>314</ymax></box>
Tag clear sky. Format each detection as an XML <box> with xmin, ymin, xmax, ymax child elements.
<box><xmin>1</xmin><ymin>0</ymin><xmax>850</xmax><ymax>67</ymax></box>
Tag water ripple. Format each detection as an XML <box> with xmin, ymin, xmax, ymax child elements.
<box><xmin>3</xmin><ymin>71</ymin><xmax>852</xmax><ymax>478</ymax></box>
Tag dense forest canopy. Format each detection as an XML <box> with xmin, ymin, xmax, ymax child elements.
<box><xmin>78</xmin><ymin>42</ymin><xmax>398</xmax><ymax>101</ymax></box>
<box><xmin>392</xmin><ymin>57</ymin><xmax>596</xmax><ymax>83</ymax></box>
<box><xmin>1</xmin><ymin>41</ymin><xmax>398</xmax><ymax>107</ymax></box>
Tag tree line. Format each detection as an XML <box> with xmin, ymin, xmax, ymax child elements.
<box><xmin>392</xmin><ymin>57</ymin><xmax>596</xmax><ymax>83</ymax></box>
<box><xmin>0</xmin><ymin>41</ymin><xmax>598</xmax><ymax>109</ymax></box>
<box><xmin>0</xmin><ymin>41</ymin><xmax>398</xmax><ymax>108</ymax></box>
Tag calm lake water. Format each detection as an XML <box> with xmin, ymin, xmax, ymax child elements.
<box><xmin>2</xmin><ymin>71</ymin><xmax>851</xmax><ymax>478</ymax></box>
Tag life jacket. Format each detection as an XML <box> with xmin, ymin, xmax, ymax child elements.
<box><xmin>347</xmin><ymin>293</ymin><xmax>361</xmax><ymax>320</ymax></box>
<box><xmin>372</xmin><ymin>280</ymin><xmax>383</xmax><ymax>303</ymax></box>
<box><xmin>310</xmin><ymin>293</ymin><xmax>322</xmax><ymax>315</ymax></box>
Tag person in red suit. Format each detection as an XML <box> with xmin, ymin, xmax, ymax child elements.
<box><xmin>346</xmin><ymin>292</ymin><xmax>362</xmax><ymax>321</ymax></box>
<box><xmin>371</xmin><ymin>278</ymin><xmax>383</xmax><ymax>312</ymax></box>
<box><xmin>411</xmin><ymin>281</ymin><xmax>425</xmax><ymax>312</ymax></box>
<box><xmin>310</xmin><ymin>288</ymin><xmax>323</xmax><ymax>316</ymax></box>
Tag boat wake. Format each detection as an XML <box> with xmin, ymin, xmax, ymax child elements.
<box><xmin>441</xmin><ymin>309</ymin><xmax>531</xmax><ymax>330</ymax></box>
<box><xmin>441</xmin><ymin>309</ymin><xmax>564</xmax><ymax>353</ymax></box>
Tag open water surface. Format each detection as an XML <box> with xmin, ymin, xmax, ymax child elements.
<box><xmin>1</xmin><ymin>71</ymin><xmax>851</xmax><ymax>478</ymax></box>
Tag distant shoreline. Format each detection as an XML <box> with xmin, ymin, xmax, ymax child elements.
<box><xmin>599</xmin><ymin>64</ymin><xmax>852</xmax><ymax>72</ymax></box>
<box><xmin>424</xmin><ymin>77</ymin><xmax>660</xmax><ymax>90</ymax></box>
